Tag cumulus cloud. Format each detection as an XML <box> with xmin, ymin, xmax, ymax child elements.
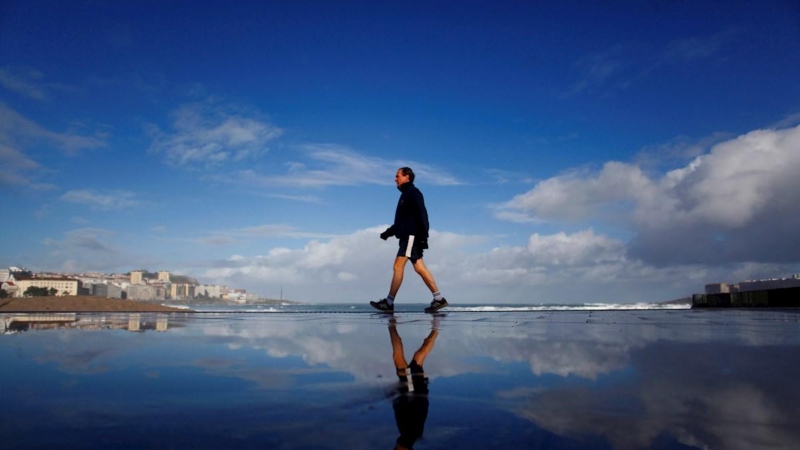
<box><xmin>499</xmin><ymin>162</ymin><xmax>652</xmax><ymax>222</ymax></box>
<box><xmin>526</xmin><ymin>230</ymin><xmax>625</xmax><ymax>266</ymax></box>
<box><xmin>148</xmin><ymin>102</ymin><xmax>282</xmax><ymax>168</ymax></box>
<box><xmin>497</xmin><ymin>124</ymin><xmax>800</xmax><ymax>265</ymax></box>
<box><xmin>202</xmin><ymin>227</ymin><xmax>389</xmax><ymax>288</ymax></box>
<box><xmin>61</xmin><ymin>189</ymin><xmax>142</xmax><ymax>210</ymax></box>
<box><xmin>184</xmin><ymin>224</ymin><xmax>763</xmax><ymax>303</ymax></box>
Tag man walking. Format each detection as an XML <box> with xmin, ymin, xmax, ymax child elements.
<box><xmin>370</xmin><ymin>167</ymin><xmax>448</xmax><ymax>313</ymax></box>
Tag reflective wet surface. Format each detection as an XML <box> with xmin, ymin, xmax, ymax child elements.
<box><xmin>2</xmin><ymin>310</ymin><xmax>799</xmax><ymax>449</ymax></box>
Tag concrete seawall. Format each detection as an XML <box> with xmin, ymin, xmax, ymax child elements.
<box><xmin>692</xmin><ymin>286</ymin><xmax>800</xmax><ymax>308</ymax></box>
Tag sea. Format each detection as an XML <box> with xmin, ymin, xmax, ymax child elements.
<box><xmin>165</xmin><ymin>301</ymin><xmax>692</xmax><ymax>313</ymax></box>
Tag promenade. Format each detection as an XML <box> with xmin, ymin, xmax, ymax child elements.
<box><xmin>2</xmin><ymin>309</ymin><xmax>799</xmax><ymax>449</ymax></box>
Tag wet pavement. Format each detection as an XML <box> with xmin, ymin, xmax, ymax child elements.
<box><xmin>2</xmin><ymin>309</ymin><xmax>799</xmax><ymax>449</ymax></box>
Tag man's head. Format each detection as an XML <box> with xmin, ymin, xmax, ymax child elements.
<box><xmin>395</xmin><ymin>167</ymin><xmax>415</xmax><ymax>187</ymax></box>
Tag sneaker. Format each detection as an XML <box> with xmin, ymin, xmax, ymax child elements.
<box><xmin>424</xmin><ymin>298</ymin><xmax>448</xmax><ymax>313</ymax></box>
<box><xmin>370</xmin><ymin>298</ymin><xmax>394</xmax><ymax>313</ymax></box>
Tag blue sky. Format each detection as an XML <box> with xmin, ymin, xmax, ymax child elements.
<box><xmin>2</xmin><ymin>0</ymin><xmax>799</xmax><ymax>303</ymax></box>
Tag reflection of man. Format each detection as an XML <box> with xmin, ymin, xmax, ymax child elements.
<box><xmin>387</xmin><ymin>316</ymin><xmax>441</xmax><ymax>450</ymax></box>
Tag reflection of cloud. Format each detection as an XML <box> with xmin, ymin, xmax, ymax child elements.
<box><xmin>507</xmin><ymin>340</ymin><xmax>800</xmax><ymax>450</ymax></box>
<box><xmin>8</xmin><ymin>311</ymin><xmax>799</xmax><ymax>449</ymax></box>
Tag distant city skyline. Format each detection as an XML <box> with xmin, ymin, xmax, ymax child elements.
<box><xmin>2</xmin><ymin>1</ymin><xmax>799</xmax><ymax>303</ymax></box>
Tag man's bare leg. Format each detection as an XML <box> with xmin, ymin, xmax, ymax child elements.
<box><xmin>411</xmin><ymin>258</ymin><xmax>439</xmax><ymax>294</ymax></box>
<box><xmin>389</xmin><ymin>256</ymin><xmax>408</xmax><ymax>298</ymax></box>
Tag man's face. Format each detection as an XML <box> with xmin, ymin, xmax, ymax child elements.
<box><xmin>395</xmin><ymin>169</ymin><xmax>410</xmax><ymax>187</ymax></box>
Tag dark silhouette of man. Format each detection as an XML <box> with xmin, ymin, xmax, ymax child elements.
<box><xmin>371</xmin><ymin>167</ymin><xmax>448</xmax><ymax>313</ymax></box>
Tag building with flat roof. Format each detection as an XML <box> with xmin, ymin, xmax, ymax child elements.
<box><xmin>14</xmin><ymin>278</ymin><xmax>80</xmax><ymax>297</ymax></box>
<box><xmin>705</xmin><ymin>283</ymin><xmax>731</xmax><ymax>294</ymax></box>
<box><xmin>126</xmin><ymin>284</ymin><xmax>165</xmax><ymax>301</ymax></box>
<box><xmin>739</xmin><ymin>277</ymin><xmax>800</xmax><ymax>292</ymax></box>
<box><xmin>92</xmin><ymin>283</ymin><xmax>123</xmax><ymax>299</ymax></box>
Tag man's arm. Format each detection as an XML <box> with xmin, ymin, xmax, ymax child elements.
<box><xmin>413</xmin><ymin>190</ymin><xmax>430</xmax><ymax>245</ymax></box>
<box><xmin>380</xmin><ymin>226</ymin><xmax>395</xmax><ymax>240</ymax></box>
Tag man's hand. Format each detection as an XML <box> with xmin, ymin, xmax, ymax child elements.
<box><xmin>380</xmin><ymin>230</ymin><xmax>391</xmax><ymax>240</ymax></box>
<box><xmin>420</xmin><ymin>239</ymin><xmax>429</xmax><ymax>249</ymax></box>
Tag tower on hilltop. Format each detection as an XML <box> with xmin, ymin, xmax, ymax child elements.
<box><xmin>158</xmin><ymin>271</ymin><xmax>171</xmax><ymax>282</ymax></box>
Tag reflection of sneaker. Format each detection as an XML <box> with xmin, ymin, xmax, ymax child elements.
<box><xmin>431</xmin><ymin>314</ymin><xmax>443</xmax><ymax>330</ymax></box>
<box><xmin>424</xmin><ymin>298</ymin><xmax>448</xmax><ymax>313</ymax></box>
<box><xmin>370</xmin><ymin>299</ymin><xmax>394</xmax><ymax>313</ymax></box>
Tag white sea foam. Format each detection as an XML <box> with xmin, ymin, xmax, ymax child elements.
<box><xmin>181</xmin><ymin>302</ymin><xmax>691</xmax><ymax>313</ymax></box>
<box><xmin>446</xmin><ymin>303</ymin><xmax>690</xmax><ymax>312</ymax></box>
<box><xmin>161</xmin><ymin>304</ymin><xmax>192</xmax><ymax>310</ymax></box>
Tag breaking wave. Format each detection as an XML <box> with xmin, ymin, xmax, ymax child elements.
<box><xmin>182</xmin><ymin>302</ymin><xmax>691</xmax><ymax>313</ymax></box>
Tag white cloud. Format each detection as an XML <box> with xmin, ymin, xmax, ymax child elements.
<box><xmin>0</xmin><ymin>66</ymin><xmax>47</xmax><ymax>100</ymax></box>
<box><xmin>184</xmin><ymin>223</ymin><xmax>788</xmax><ymax>303</ymax></box>
<box><xmin>567</xmin><ymin>31</ymin><xmax>737</xmax><ymax>97</ymax></box>
<box><xmin>148</xmin><ymin>102</ymin><xmax>282</xmax><ymax>168</ymax></box>
<box><xmin>0</xmin><ymin>102</ymin><xmax>105</xmax><ymax>156</ymax></box>
<box><xmin>498</xmin><ymin>162</ymin><xmax>653</xmax><ymax>221</ymax></box>
<box><xmin>497</xmin><ymin>124</ymin><xmax>800</xmax><ymax>265</ymax></box>
<box><xmin>566</xmin><ymin>44</ymin><xmax>627</xmax><ymax>96</ymax></box>
<box><xmin>664</xmin><ymin>29</ymin><xmax>738</xmax><ymax>62</ymax></box>
<box><xmin>222</xmin><ymin>144</ymin><xmax>461</xmax><ymax>188</ymax></box>
<box><xmin>44</xmin><ymin>228</ymin><xmax>117</xmax><ymax>253</ymax></box>
<box><xmin>193</xmin><ymin>224</ymin><xmax>338</xmax><ymax>247</ymax></box>
<box><xmin>526</xmin><ymin>229</ymin><xmax>625</xmax><ymax>266</ymax></box>
<box><xmin>0</xmin><ymin>143</ymin><xmax>53</xmax><ymax>189</ymax></box>
<box><xmin>61</xmin><ymin>189</ymin><xmax>142</xmax><ymax>210</ymax></box>
<box><xmin>0</xmin><ymin>103</ymin><xmax>105</xmax><ymax>189</ymax></box>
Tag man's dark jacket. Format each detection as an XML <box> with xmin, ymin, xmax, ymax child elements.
<box><xmin>383</xmin><ymin>182</ymin><xmax>429</xmax><ymax>240</ymax></box>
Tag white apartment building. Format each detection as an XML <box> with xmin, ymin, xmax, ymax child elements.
<box><xmin>170</xmin><ymin>283</ymin><xmax>195</xmax><ymax>299</ymax></box>
<box><xmin>15</xmin><ymin>278</ymin><xmax>80</xmax><ymax>297</ymax></box>
<box><xmin>127</xmin><ymin>284</ymin><xmax>165</xmax><ymax>301</ymax></box>
<box><xmin>158</xmin><ymin>271</ymin><xmax>171</xmax><ymax>282</ymax></box>
<box><xmin>195</xmin><ymin>284</ymin><xmax>222</xmax><ymax>298</ymax></box>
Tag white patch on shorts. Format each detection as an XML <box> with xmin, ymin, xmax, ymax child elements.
<box><xmin>405</xmin><ymin>235</ymin><xmax>415</xmax><ymax>258</ymax></box>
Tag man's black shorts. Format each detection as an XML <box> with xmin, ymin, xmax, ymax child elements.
<box><xmin>397</xmin><ymin>235</ymin><xmax>424</xmax><ymax>262</ymax></box>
